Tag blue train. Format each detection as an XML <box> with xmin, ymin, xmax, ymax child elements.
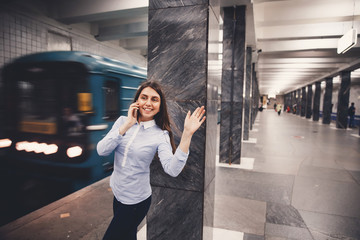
<box><xmin>0</xmin><ymin>51</ymin><xmax>146</xmax><ymax>187</ymax></box>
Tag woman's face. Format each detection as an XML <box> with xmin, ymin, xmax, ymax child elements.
<box><xmin>137</xmin><ymin>87</ymin><xmax>161</xmax><ymax>122</ymax></box>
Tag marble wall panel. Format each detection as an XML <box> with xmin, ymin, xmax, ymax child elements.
<box><xmin>336</xmin><ymin>71</ymin><xmax>351</xmax><ymax>129</ymax></box>
<box><xmin>243</xmin><ymin>47</ymin><xmax>252</xmax><ymax>140</ymax></box>
<box><xmin>220</xmin><ymin>6</ymin><xmax>246</xmax><ymax>165</ymax></box>
<box><xmin>297</xmin><ymin>89</ymin><xmax>301</xmax><ymax>115</ymax></box>
<box><xmin>149</xmin><ymin>0</ymin><xmax>208</xmax><ymax>9</ymax></box>
<box><xmin>150</xmin><ymin>100</ymin><xmax>206</xmax><ymax>192</ymax></box>
<box><xmin>147</xmin><ymin>186</ymin><xmax>203</xmax><ymax>240</ymax></box>
<box><xmin>222</xmin><ymin>6</ymin><xmax>246</xmax><ymax>70</ymax></box>
<box><xmin>322</xmin><ymin>78</ymin><xmax>333</xmax><ymax>124</ymax></box>
<box><xmin>203</xmin><ymin>177</ymin><xmax>215</xmax><ymax>240</ymax></box>
<box><xmin>205</xmin><ymin>97</ymin><xmax>217</xmax><ymax>187</ymax></box>
<box><xmin>301</xmin><ymin>87</ymin><xmax>306</xmax><ymax>117</ymax></box>
<box><xmin>148</xmin><ymin>5</ymin><xmax>207</xmax><ymax>102</ymax></box>
<box><xmin>148</xmin><ymin>1</ymin><xmax>217</xmax><ymax>239</ymax></box>
<box><xmin>306</xmin><ymin>85</ymin><xmax>312</xmax><ymax>119</ymax></box>
<box><xmin>221</xmin><ymin>70</ymin><xmax>244</xmax><ymax>102</ymax></box>
<box><xmin>313</xmin><ymin>82</ymin><xmax>321</xmax><ymax>121</ymax></box>
<box><xmin>220</xmin><ymin>102</ymin><xmax>242</xmax><ymax>164</ymax></box>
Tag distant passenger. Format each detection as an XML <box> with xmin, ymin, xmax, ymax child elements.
<box><xmin>348</xmin><ymin>102</ymin><xmax>356</xmax><ymax>128</ymax></box>
<box><xmin>97</xmin><ymin>81</ymin><xmax>206</xmax><ymax>240</ymax></box>
<box><xmin>276</xmin><ymin>104</ymin><xmax>282</xmax><ymax>116</ymax></box>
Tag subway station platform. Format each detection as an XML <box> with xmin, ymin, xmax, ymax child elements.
<box><xmin>0</xmin><ymin>109</ymin><xmax>359</xmax><ymax>240</ymax></box>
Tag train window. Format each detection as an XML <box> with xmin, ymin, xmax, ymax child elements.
<box><xmin>103</xmin><ymin>80</ymin><xmax>119</xmax><ymax>121</ymax></box>
<box><xmin>5</xmin><ymin>62</ymin><xmax>89</xmax><ymax>136</ymax></box>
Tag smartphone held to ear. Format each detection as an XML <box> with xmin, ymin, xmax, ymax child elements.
<box><xmin>133</xmin><ymin>107</ymin><xmax>138</xmax><ymax>118</ymax></box>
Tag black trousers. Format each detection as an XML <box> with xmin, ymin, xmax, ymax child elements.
<box><xmin>103</xmin><ymin>195</ymin><xmax>152</xmax><ymax>240</ymax></box>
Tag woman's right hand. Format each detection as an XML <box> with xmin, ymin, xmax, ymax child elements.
<box><xmin>119</xmin><ymin>102</ymin><xmax>139</xmax><ymax>135</ymax></box>
<box><xmin>126</xmin><ymin>102</ymin><xmax>140</xmax><ymax>125</ymax></box>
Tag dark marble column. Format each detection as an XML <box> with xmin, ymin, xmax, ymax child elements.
<box><xmin>296</xmin><ymin>89</ymin><xmax>301</xmax><ymax>115</ymax></box>
<box><xmin>292</xmin><ymin>91</ymin><xmax>296</xmax><ymax>114</ymax></box>
<box><xmin>312</xmin><ymin>81</ymin><xmax>321</xmax><ymax>121</ymax></box>
<box><xmin>287</xmin><ymin>93</ymin><xmax>292</xmax><ymax>112</ymax></box>
<box><xmin>301</xmin><ymin>87</ymin><xmax>306</xmax><ymax>117</ymax></box>
<box><xmin>250</xmin><ymin>63</ymin><xmax>258</xmax><ymax>129</ymax></box>
<box><xmin>336</xmin><ymin>71</ymin><xmax>351</xmax><ymax>129</ymax></box>
<box><xmin>322</xmin><ymin>77</ymin><xmax>333</xmax><ymax>124</ymax></box>
<box><xmin>293</xmin><ymin>91</ymin><xmax>297</xmax><ymax>114</ymax></box>
<box><xmin>147</xmin><ymin>1</ymin><xmax>218</xmax><ymax>239</ymax></box>
<box><xmin>305</xmin><ymin>84</ymin><xmax>312</xmax><ymax>119</ymax></box>
<box><xmin>243</xmin><ymin>47</ymin><xmax>252</xmax><ymax>140</ymax></box>
<box><xmin>220</xmin><ymin>6</ymin><xmax>246</xmax><ymax>165</ymax></box>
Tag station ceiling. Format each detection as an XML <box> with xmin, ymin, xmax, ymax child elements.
<box><xmin>10</xmin><ymin>0</ymin><xmax>360</xmax><ymax>96</ymax></box>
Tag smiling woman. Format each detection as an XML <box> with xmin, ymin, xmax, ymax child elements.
<box><xmin>96</xmin><ymin>80</ymin><xmax>206</xmax><ymax>240</ymax></box>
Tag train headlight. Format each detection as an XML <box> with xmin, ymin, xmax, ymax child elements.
<box><xmin>16</xmin><ymin>141</ymin><xmax>29</xmax><ymax>151</ymax></box>
<box><xmin>34</xmin><ymin>143</ymin><xmax>47</xmax><ymax>153</ymax></box>
<box><xmin>67</xmin><ymin>146</ymin><xmax>83</xmax><ymax>158</ymax></box>
<box><xmin>44</xmin><ymin>144</ymin><xmax>58</xmax><ymax>155</ymax></box>
<box><xmin>15</xmin><ymin>141</ymin><xmax>58</xmax><ymax>155</ymax></box>
<box><xmin>0</xmin><ymin>138</ymin><xmax>12</xmax><ymax>148</ymax></box>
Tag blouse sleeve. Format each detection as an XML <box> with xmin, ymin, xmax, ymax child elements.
<box><xmin>96</xmin><ymin>116</ymin><xmax>125</xmax><ymax>156</ymax></box>
<box><xmin>157</xmin><ymin>130</ymin><xmax>189</xmax><ymax>177</ymax></box>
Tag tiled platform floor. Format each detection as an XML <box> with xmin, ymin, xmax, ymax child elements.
<box><xmin>1</xmin><ymin>109</ymin><xmax>359</xmax><ymax>239</ymax></box>
<box><xmin>215</xmin><ymin>109</ymin><xmax>360</xmax><ymax>240</ymax></box>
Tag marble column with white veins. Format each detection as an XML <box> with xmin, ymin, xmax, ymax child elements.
<box><xmin>147</xmin><ymin>0</ymin><xmax>219</xmax><ymax>239</ymax></box>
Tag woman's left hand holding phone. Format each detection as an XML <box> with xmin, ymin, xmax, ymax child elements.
<box><xmin>119</xmin><ymin>102</ymin><xmax>139</xmax><ymax>135</ymax></box>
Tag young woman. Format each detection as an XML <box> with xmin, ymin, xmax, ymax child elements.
<box><xmin>97</xmin><ymin>81</ymin><xmax>206</xmax><ymax>240</ymax></box>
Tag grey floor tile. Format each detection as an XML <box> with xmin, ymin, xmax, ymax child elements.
<box><xmin>266</xmin><ymin>202</ymin><xmax>306</xmax><ymax>228</ymax></box>
<box><xmin>299</xmin><ymin>210</ymin><xmax>360</xmax><ymax>240</ymax></box>
<box><xmin>214</xmin><ymin>194</ymin><xmax>266</xmax><ymax>236</ymax></box>
<box><xmin>243</xmin><ymin>233</ymin><xmax>265</xmax><ymax>240</ymax></box>
<box><xmin>297</xmin><ymin>165</ymin><xmax>355</xmax><ymax>183</ymax></box>
<box><xmin>253</xmin><ymin>155</ymin><xmax>302</xmax><ymax>175</ymax></box>
<box><xmin>292</xmin><ymin>176</ymin><xmax>360</xmax><ymax>218</ymax></box>
<box><xmin>216</xmin><ymin>168</ymin><xmax>294</xmax><ymax>205</ymax></box>
<box><xmin>265</xmin><ymin>223</ymin><xmax>313</xmax><ymax>240</ymax></box>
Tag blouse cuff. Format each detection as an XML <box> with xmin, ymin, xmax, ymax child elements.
<box><xmin>109</xmin><ymin>129</ymin><xmax>124</xmax><ymax>140</ymax></box>
<box><xmin>175</xmin><ymin>147</ymin><xmax>189</xmax><ymax>162</ymax></box>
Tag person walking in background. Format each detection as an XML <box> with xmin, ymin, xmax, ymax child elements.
<box><xmin>348</xmin><ymin>102</ymin><xmax>356</xmax><ymax>128</ymax></box>
<box><xmin>276</xmin><ymin>103</ymin><xmax>282</xmax><ymax>116</ymax></box>
<box><xmin>97</xmin><ymin>80</ymin><xmax>206</xmax><ymax>240</ymax></box>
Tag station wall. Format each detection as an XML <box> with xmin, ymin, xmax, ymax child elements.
<box><xmin>0</xmin><ymin>5</ymin><xmax>147</xmax><ymax>70</ymax></box>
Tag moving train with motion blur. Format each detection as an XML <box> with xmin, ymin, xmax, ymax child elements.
<box><xmin>0</xmin><ymin>51</ymin><xmax>146</xmax><ymax>187</ymax></box>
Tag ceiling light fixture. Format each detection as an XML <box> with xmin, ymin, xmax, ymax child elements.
<box><xmin>337</xmin><ymin>0</ymin><xmax>358</xmax><ymax>54</ymax></box>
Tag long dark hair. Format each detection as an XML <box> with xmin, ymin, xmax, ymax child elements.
<box><xmin>133</xmin><ymin>81</ymin><xmax>176</xmax><ymax>153</ymax></box>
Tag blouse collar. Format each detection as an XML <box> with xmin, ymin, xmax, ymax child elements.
<box><xmin>139</xmin><ymin>119</ymin><xmax>156</xmax><ymax>129</ymax></box>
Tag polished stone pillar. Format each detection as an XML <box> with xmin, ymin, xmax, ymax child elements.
<box><xmin>291</xmin><ymin>91</ymin><xmax>296</xmax><ymax>114</ymax></box>
<box><xmin>301</xmin><ymin>87</ymin><xmax>306</xmax><ymax>117</ymax></box>
<box><xmin>312</xmin><ymin>82</ymin><xmax>321</xmax><ymax>121</ymax></box>
<box><xmin>296</xmin><ymin>89</ymin><xmax>301</xmax><ymax>115</ymax></box>
<box><xmin>322</xmin><ymin>77</ymin><xmax>333</xmax><ymax>124</ymax></box>
<box><xmin>336</xmin><ymin>71</ymin><xmax>351</xmax><ymax>129</ymax></box>
<box><xmin>250</xmin><ymin>63</ymin><xmax>258</xmax><ymax>129</ymax></box>
<box><xmin>243</xmin><ymin>47</ymin><xmax>252</xmax><ymax>141</ymax></box>
<box><xmin>220</xmin><ymin>6</ymin><xmax>246</xmax><ymax>165</ymax></box>
<box><xmin>305</xmin><ymin>84</ymin><xmax>312</xmax><ymax>119</ymax></box>
<box><xmin>287</xmin><ymin>93</ymin><xmax>292</xmax><ymax>111</ymax></box>
<box><xmin>147</xmin><ymin>1</ymin><xmax>218</xmax><ymax>239</ymax></box>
